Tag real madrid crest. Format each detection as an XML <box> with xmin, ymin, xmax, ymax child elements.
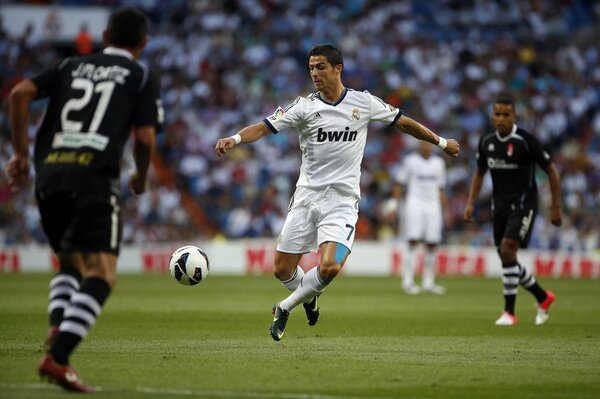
<box><xmin>352</xmin><ymin>108</ymin><xmax>360</xmax><ymax>120</ymax></box>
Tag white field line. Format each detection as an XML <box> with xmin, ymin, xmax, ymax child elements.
<box><xmin>1</xmin><ymin>383</ymin><xmax>399</xmax><ymax>399</ymax></box>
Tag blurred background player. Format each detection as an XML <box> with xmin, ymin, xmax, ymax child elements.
<box><xmin>6</xmin><ymin>7</ymin><xmax>161</xmax><ymax>391</ymax></box>
<box><xmin>463</xmin><ymin>97</ymin><xmax>562</xmax><ymax>326</ymax></box>
<box><xmin>395</xmin><ymin>141</ymin><xmax>450</xmax><ymax>295</ymax></box>
<box><xmin>216</xmin><ymin>44</ymin><xmax>460</xmax><ymax>341</ymax></box>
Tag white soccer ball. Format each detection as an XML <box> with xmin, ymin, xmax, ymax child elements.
<box><xmin>169</xmin><ymin>245</ymin><xmax>210</xmax><ymax>286</ymax></box>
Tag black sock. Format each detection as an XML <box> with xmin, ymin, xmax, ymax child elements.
<box><xmin>51</xmin><ymin>277</ymin><xmax>111</xmax><ymax>365</ymax></box>
<box><xmin>504</xmin><ymin>294</ymin><xmax>516</xmax><ymax>314</ymax></box>
<box><xmin>524</xmin><ymin>282</ymin><xmax>547</xmax><ymax>303</ymax></box>
<box><xmin>517</xmin><ymin>262</ymin><xmax>547</xmax><ymax>303</ymax></box>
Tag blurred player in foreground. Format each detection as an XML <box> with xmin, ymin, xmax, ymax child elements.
<box><xmin>464</xmin><ymin>97</ymin><xmax>561</xmax><ymax>326</ymax></box>
<box><xmin>6</xmin><ymin>7</ymin><xmax>160</xmax><ymax>391</ymax></box>
<box><xmin>216</xmin><ymin>44</ymin><xmax>459</xmax><ymax>341</ymax></box>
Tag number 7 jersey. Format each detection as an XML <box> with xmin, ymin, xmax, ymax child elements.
<box><xmin>31</xmin><ymin>47</ymin><xmax>162</xmax><ymax>195</ymax></box>
<box><xmin>263</xmin><ymin>88</ymin><xmax>402</xmax><ymax>199</ymax></box>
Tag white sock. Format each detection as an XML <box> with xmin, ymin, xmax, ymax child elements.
<box><xmin>280</xmin><ymin>266</ymin><xmax>327</xmax><ymax>312</ymax></box>
<box><xmin>280</xmin><ymin>266</ymin><xmax>304</xmax><ymax>291</ymax></box>
<box><xmin>422</xmin><ymin>249</ymin><xmax>436</xmax><ymax>288</ymax></box>
<box><xmin>403</xmin><ymin>247</ymin><xmax>416</xmax><ymax>287</ymax></box>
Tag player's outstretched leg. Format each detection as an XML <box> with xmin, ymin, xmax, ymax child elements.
<box><xmin>270</xmin><ymin>302</ymin><xmax>290</xmax><ymax>341</ymax></box>
<box><xmin>38</xmin><ymin>353</ymin><xmax>95</xmax><ymax>393</ymax></box>
<box><xmin>303</xmin><ymin>295</ymin><xmax>320</xmax><ymax>326</ymax></box>
<box><xmin>535</xmin><ymin>290</ymin><xmax>555</xmax><ymax>325</ymax></box>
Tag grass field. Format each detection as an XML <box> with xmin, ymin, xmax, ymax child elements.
<box><xmin>1</xmin><ymin>273</ymin><xmax>599</xmax><ymax>399</ymax></box>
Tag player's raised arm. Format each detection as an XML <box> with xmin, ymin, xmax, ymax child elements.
<box><xmin>394</xmin><ymin>115</ymin><xmax>460</xmax><ymax>157</ymax></box>
<box><xmin>215</xmin><ymin>122</ymin><xmax>271</xmax><ymax>157</ymax></box>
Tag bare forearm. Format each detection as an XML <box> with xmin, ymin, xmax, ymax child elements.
<box><xmin>236</xmin><ymin>122</ymin><xmax>270</xmax><ymax>144</ymax></box>
<box><xmin>395</xmin><ymin>115</ymin><xmax>441</xmax><ymax>145</ymax></box>
<box><xmin>9</xmin><ymin>81</ymin><xmax>37</xmax><ymax>156</ymax></box>
<box><xmin>133</xmin><ymin>128</ymin><xmax>156</xmax><ymax>180</ymax></box>
<box><xmin>547</xmin><ymin>164</ymin><xmax>562</xmax><ymax>208</ymax></box>
<box><xmin>467</xmin><ymin>170</ymin><xmax>485</xmax><ymax>205</ymax></box>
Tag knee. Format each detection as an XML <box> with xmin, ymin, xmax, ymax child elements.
<box><xmin>273</xmin><ymin>261</ymin><xmax>293</xmax><ymax>281</ymax></box>
<box><xmin>319</xmin><ymin>260</ymin><xmax>341</xmax><ymax>283</ymax></box>
<box><xmin>499</xmin><ymin>245</ymin><xmax>517</xmax><ymax>263</ymax></box>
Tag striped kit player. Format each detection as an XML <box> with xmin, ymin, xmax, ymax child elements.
<box><xmin>464</xmin><ymin>97</ymin><xmax>562</xmax><ymax>326</ymax></box>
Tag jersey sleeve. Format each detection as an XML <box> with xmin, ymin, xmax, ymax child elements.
<box><xmin>133</xmin><ymin>71</ymin><xmax>161</xmax><ymax>129</ymax></box>
<box><xmin>524</xmin><ymin>132</ymin><xmax>552</xmax><ymax>169</ymax></box>
<box><xmin>30</xmin><ymin>58</ymin><xmax>71</xmax><ymax>98</ymax></box>
<box><xmin>367</xmin><ymin>92</ymin><xmax>402</xmax><ymax>126</ymax></box>
<box><xmin>476</xmin><ymin>135</ymin><xmax>488</xmax><ymax>170</ymax></box>
<box><xmin>263</xmin><ymin>96</ymin><xmax>304</xmax><ymax>134</ymax></box>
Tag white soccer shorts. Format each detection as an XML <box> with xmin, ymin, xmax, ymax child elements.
<box><xmin>277</xmin><ymin>186</ymin><xmax>358</xmax><ymax>254</ymax></box>
<box><xmin>403</xmin><ymin>202</ymin><xmax>442</xmax><ymax>244</ymax></box>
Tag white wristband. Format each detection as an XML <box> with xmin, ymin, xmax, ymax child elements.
<box><xmin>437</xmin><ymin>137</ymin><xmax>447</xmax><ymax>150</ymax></box>
<box><xmin>230</xmin><ymin>134</ymin><xmax>242</xmax><ymax>145</ymax></box>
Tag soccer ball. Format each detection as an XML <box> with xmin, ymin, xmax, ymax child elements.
<box><xmin>169</xmin><ymin>245</ymin><xmax>210</xmax><ymax>286</ymax></box>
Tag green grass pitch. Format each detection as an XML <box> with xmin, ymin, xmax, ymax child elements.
<box><xmin>1</xmin><ymin>273</ymin><xmax>599</xmax><ymax>398</ymax></box>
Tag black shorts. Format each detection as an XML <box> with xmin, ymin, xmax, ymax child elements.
<box><xmin>493</xmin><ymin>204</ymin><xmax>537</xmax><ymax>248</ymax></box>
<box><xmin>36</xmin><ymin>190</ymin><xmax>122</xmax><ymax>255</ymax></box>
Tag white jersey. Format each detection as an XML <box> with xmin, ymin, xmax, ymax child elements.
<box><xmin>397</xmin><ymin>152</ymin><xmax>446</xmax><ymax>209</ymax></box>
<box><xmin>264</xmin><ymin>88</ymin><xmax>401</xmax><ymax>198</ymax></box>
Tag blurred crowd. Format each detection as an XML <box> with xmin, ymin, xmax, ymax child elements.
<box><xmin>1</xmin><ymin>0</ymin><xmax>599</xmax><ymax>252</ymax></box>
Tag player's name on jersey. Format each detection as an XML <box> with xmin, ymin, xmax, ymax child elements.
<box><xmin>71</xmin><ymin>62</ymin><xmax>130</xmax><ymax>84</ymax></box>
<box><xmin>317</xmin><ymin>127</ymin><xmax>358</xmax><ymax>142</ymax></box>
<box><xmin>44</xmin><ymin>150</ymin><xmax>94</xmax><ymax>166</ymax></box>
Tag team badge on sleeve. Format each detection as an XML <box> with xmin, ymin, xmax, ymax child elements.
<box><xmin>269</xmin><ymin>106</ymin><xmax>286</xmax><ymax>121</ymax></box>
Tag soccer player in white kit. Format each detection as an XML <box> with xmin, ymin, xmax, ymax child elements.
<box><xmin>215</xmin><ymin>44</ymin><xmax>460</xmax><ymax>341</ymax></box>
<box><xmin>396</xmin><ymin>141</ymin><xmax>450</xmax><ymax>295</ymax></box>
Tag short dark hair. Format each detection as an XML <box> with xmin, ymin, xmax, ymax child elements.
<box><xmin>106</xmin><ymin>7</ymin><xmax>149</xmax><ymax>48</ymax></box>
<box><xmin>309</xmin><ymin>44</ymin><xmax>344</xmax><ymax>67</ymax></box>
<box><xmin>494</xmin><ymin>96</ymin><xmax>515</xmax><ymax>109</ymax></box>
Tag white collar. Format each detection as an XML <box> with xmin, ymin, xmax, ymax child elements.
<box><xmin>103</xmin><ymin>46</ymin><xmax>134</xmax><ymax>60</ymax></box>
<box><xmin>495</xmin><ymin>124</ymin><xmax>517</xmax><ymax>142</ymax></box>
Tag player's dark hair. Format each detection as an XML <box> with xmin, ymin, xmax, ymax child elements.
<box><xmin>494</xmin><ymin>97</ymin><xmax>515</xmax><ymax>109</ymax></box>
<box><xmin>309</xmin><ymin>44</ymin><xmax>344</xmax><ymax>67</ymax></box>
<box><xmin>106</xmin><ymin>7</ymin><xmax>149</xmax><ymax>48</ymax></box>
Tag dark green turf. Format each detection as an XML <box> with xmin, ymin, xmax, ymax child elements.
<box><xmin>1</xmin><ymin>273</ymin><xmax>599</xmax><ymax>398</ymax></box>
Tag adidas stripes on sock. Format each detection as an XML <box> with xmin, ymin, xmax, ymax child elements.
<box><xmin>280</xmin><ymin>266</ymin><xmax>328</xmax><ymax>312</ymax></box>
<box><xmin>51</xmin><ymin>277</ymin><xmax>111</xmax><ymax>365</ymax></box>
<box><xmin>280</xmin><ymin>266</ymin><xmax>304</xmax><ymax>291</ymax></box>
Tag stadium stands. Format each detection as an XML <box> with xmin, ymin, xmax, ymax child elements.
<box><xmin>0</xmin><ymin>0</ymin><xmax>598</xmax><ymax>251</ymax></box>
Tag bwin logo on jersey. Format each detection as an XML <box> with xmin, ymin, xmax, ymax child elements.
<box><xmin>317</xmin><ymin>127</ymin><xmax>358</xmax><ymax>142</ymax></box>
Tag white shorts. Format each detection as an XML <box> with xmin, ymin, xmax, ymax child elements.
<box><xmin>403</xmin><ymin>201</ymin><xmax>442</xmax><ymax>244</ymax></box>
<box><xmin>277</xmin><ymin>186</ymin><xmax>359</xmax><ymax>254</ymax></box>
